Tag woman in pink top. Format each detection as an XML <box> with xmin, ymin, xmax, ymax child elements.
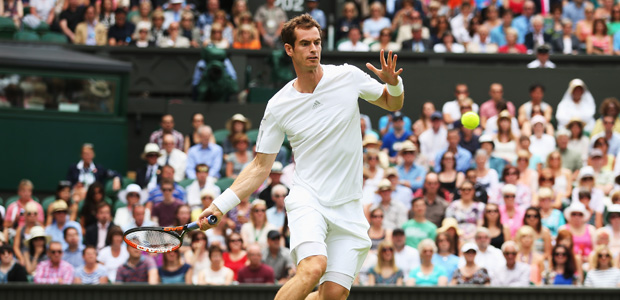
<box><xmin>561</xmin><ymin>202</ymin><xmax>595</xmax><ymax>258</ymax></box>
<box><xmin>498</xmin><ymin>184</ymin><xmax>524</xmax><ymax>238</ymax></box>
<box><xmin>576</xmin><ymin>3</ymin><xmax>595</xmax><ymax>42</ymax></box>
<box><xmin>586</xmin><ymin>19</ymin><xmax>613</xmax><ymax>55</ymax></box>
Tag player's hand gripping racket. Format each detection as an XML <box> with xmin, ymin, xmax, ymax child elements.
<box><xmin>123</xmin><ymin>215</ymin><xmax>218</xmax><ymax>253</ymax></box>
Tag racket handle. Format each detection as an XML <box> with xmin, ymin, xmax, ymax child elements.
<box><xmin>187</xmin><ymin>215</ymin><xmax>218</xmax><ymax>230</ymax></box>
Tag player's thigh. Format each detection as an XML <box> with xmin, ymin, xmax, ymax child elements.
<box><xmin>287</xmin><ymin>203</ymin><xmax>329</xmax><ymax>264</ymax></box>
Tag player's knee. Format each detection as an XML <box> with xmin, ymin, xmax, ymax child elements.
<box><xmin>319</xmin><ymin>282</ymin><xmax>350</xmax><ymax>300</ymax></box>
<box><xmin>299</xmin><ymin>255</ymin><xmax>327</xmax><ymax>282</ymax></box>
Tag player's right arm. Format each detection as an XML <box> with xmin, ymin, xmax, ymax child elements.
<box><xmin>197</xmin><ymin>152</ymin><xmax>277</xmax><ymax>230</ymax></box>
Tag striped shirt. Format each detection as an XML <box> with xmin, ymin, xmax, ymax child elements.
<box><xmin>75</xmin><ymin>264</ymin><xmax>107</xmax><ymax>284</ymax></box>
<box><xmin>33</xmin><ymin>260</ymin><xmax>74</xmax><ymax>284</ymax></box>
<box><xmin>115</xmin><ymin>256</ymin><xmax>157</xmax><ymax>283</ymax></box>
<box><xmin>149</xmin><ymin>129</ymin><xmax>184</xmax><ymax>151</ymax></box>
<box><xmin>584</xmin><ymin>268</ymin><xmax>620</xmax><ymax>287</ymax></box>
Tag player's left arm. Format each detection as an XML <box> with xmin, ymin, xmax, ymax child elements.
<box><xmin>366</xmin><ymin>49</ymin><xmax>404</xmax><ymax>112</ymax></box>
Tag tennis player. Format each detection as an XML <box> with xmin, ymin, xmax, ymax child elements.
<box><xmin>199</xmin><ymin>14</ymin><xmax>404</xmax><ymax>299</ymax></box>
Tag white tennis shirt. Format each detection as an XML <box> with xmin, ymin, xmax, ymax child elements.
<box><xmin>256</xmin><ymin>64</ymin><xmax>385</xmax><ymax>206</ymax></box>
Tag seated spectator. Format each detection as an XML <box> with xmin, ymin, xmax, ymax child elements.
<box><xmin>413</xmin><ymin>105</ymin><xmax>437</xmax><ymax>143</ymax></box>
<box><xmin>136</xmin><ymin>143</ymin><xmax>163</xmax><ymax>190</ymax></box>
<box><xmin>395</xmin><ymin>141</ymin><xmax>426</xmax><ymax>192</ymax></box>
<box><xmin>22</xmin><ymin>0</ymin><xmax>55</xmax><ymax>29</ymax></box>
<box><xmin>159</xmin><ymin>133</ymin><xmax>188</xmax><ymax>183</ymax></box>
<box><xmin>186</xmin><ymin>164</ymin><xmax>221</xmax><ymax>212</ymax></box>
<box><xmin>45</xmin><ymin>201</ymin><xmax>82</xmax><ymax>249</ymax></box>
<box><xmin>115</xmin><ymin>184</ymin><xmax>149</xmax><ymax>228</ymax></box>
<box><xmin>591</xmin><ymin>97</ymin><xmax>620</xmax><ymax>137</ymax></box>
<box><xmin>587</xmin><ymin>18</ymin><xmax>612</xmax><ymax>55</ymax></box>
<box><xmin>162</xmin><ymin>0</ymin><xmax>183</xmax><ymax>29</ymax></box>
<box><xmin>226</xmin><ymin>133</ymin><xmax>253</xmax><ymax>179</ymax></box>
<box><xmin>108</xmin><ymin>8</ymin><xmax>136</xmax><ymax>46</ymax></box>
<box><xmin>58</xmin><ymin>0</ymin><xmax>86</xmax><ymax>43</ymax></box>
<box><xmin>122</xmin><ymin>204</ymin><xmax>156</xmax><ymax>232</ymax></box>
<box><xmin>499</xmin><ymin>184</ymin><xmax>524</xmax><ymax>238</ymax></box>
<box><xmin>368</xmin><ymin>208</ymin><xmax>391</xmax><ymax>253</ymax></box>
<box><xmin>494</xmin><ymin>166</ymin><xmax>531</xmax><ymax>209</ymax></box>
<box><xmin>561</xmin><ymin>122</ymin><xmax>585</xmax><ymax>169</ymax></box>
<box><xmin>184</xmin><ymin>231</ymin><xmax>210</xmax><ymax>284</ymax></box>
<box><xmin>186</xmin><ymin>125</ymin><xmax>223</xmax><ymax>179</ymax></box>
<box><xmin>584</xmin><ymin>245</ymin><xmax>620</xmax><ymax>286</ymax></box>
<box><xmin>266</xmin><ymin>185</ymin><xmax>287</xmax><ymax>228</ymax></box>
<box><xmin>367</xmin><ymin>241</ymin><xmax>403</xmax><ymax>286</ymax></box>
<box><xmin>150</xmin><ymin>10</ymin><xmax>167</xmax><ymax>45</ymax></box>
<box><xmin>74</xmin><ymin>6</ymin><xmax>108</xmax><ymax>45</ymax></box>
<box><xmin>406</xmin><ymin>239</ymin><xmax>448</xmax><ymax>286</ymax></box>
<box><xmin>572</xmin><ymin>167</ymin><xmax>605</xmax><ymax>224</ymax></box>
<box><xmin>592</xmin><ymin>116</ymin><xmax>620</xmax><ymax>158</ymax></box>
<box><xmin>480</xmin><ymin>84</ymin><xmax>516</xmax><ymax>129</ymax></box>
<box><xmin>98</xmin><ymin>0</ymin><xmax>115</xmax><ymax>28</ymax></box>
<box><xmin>515</xmin><ymin>226</ymin><xmax>544</xmax><ymax>284</ymax></box>
<box><xmin>306</xmin><ymin>0</ymin><xmax>325</xmax><ymax>30</ymax></box>
<box><xmin>73</xmin><ymin>246</ymin><xmax>108</xmax><ymax>284</ymax></box>
<box><xmin>146</xmin><ymin>165</ymin><xmax>187</xmax><ymax>207</ymax></box>
<box><xmin>62</xmin><ymin>227</ymin><xmax>84</xmax><ymax>269</ymax></box>
<box><xmin>85</xmin><ymin>202</ymin><xmax>114</xmax><ymax>251</ymax></box>
<box><xmin>490</xmin><ymin>9</ymin><xmax>514</xmax><ymax>47</ymax></box>
<box><xmin>151</xmin><ymin>179</ymin><xmax>185</xmax><ymax>227</ymax></box>
<box><xmin>116</xmin><ymin>245</ymin><xmax>158</xmax><ymax>284</ymax></box>
<box><xmin>241</xmin><ymin>200</ymin><xmax>278</xmax><ymax>249</ymax></box>
<box><xmin>97</xmin><ymin>226</ymin><xmax>128</xmax><ymax>282</ymax></box>
<box><xmin>541</xmin><ymin>244</ymin><xmax>578</xmax><ymax>285</ymax></box>
<box><xmin>403</xmin><ymin>198</ymin><xmax>438</xmax><ymax>249</ymax></box>
<box><xmin>401</xmin><ymin>23</ymin><xmax>433</xmax><ymax>53</ymax></box>
<box><xmin>197</xmin><ymin>245</ymin><xmax>234</xmax><ymax>285</ymax></box>
<box><xmin>432</xmin><ymin>232</ymin><xmax>459</xmax><ymax>280</ymax></box>
<box><xmin>179</xmin><ymin>11</ymin><xmax>200</xmax><ymax>48</ymax></box>
<box><xmin>529</xmin><ymin>116</ymin><xmax>556</xmax><ymax>160</ymax></box>
<box><xmin>562</xmin><ymin>202</ymin><xmax>596</xmax><ymax>258</ymax></box>
<box><xmin>371</xmin><ymin>28</ymin><xmax>402</xmax><ymax>52</ymax></box>
<box><xmin>204</xmin><ymin>23</ymin><xmax>230</xmax><ymax>49</ymax></box>
<box><xmin>254</xmin><ymin>0</ymin><xmax>287</xmax><ymax>48</ymax></box>
<box><xmin>379</xmin><ymin>110</ymin><xmax>413</xmax><ymax>137</ymax></box>
<box><xmin>491</xmin><ymin>241</ymin><xmax>531</xmax><ymax>286</ymax></box>
<box><xmin>237</xmin><ymin>243</ymin><xmax>275</xmax><ymax>284</ymax></box>
<box><xmin>258</xmin><ymin>162</ymin><xmax>286</xmax><ymax>208</ymax></box>
<box><xmin>606</xmin><ymin>204</ymin><xmax>620</xmax><ymax>255</ymax></box>
<box><xmin>22</xmin><ymin>226</ymin><xmax>49</xmax><ymax>274</ymax></box>
<box><xmin>363</xmin><ymin>2</ymin><xmax>391</xmax><ymax>42</ymax></box>
<box><xmin>12</xmin><ymin>202</ymin><xmax>42</xmax><ymax>265</ymax></box>
<box><xmin>450</xmin><ymin>2</ymin><xmax>473</xmax><ymax>39</ymax></box>
<box><xmin>262</xmin><ymin>230</ymin><xmax>295</xmax><ymax>284</ymax></box>
<box><xmin>443</xmin><ymin>84</ymin><xmax>479</xmax><ymax>125</ymax></box>
<box><xmin>371</xmin><ymin>179</ymin><xmax>408</xmax><ymax>230</ymax></box>
<box><xmin>463</xmin><ymin>169</ymin><xmax>490</xmax><ymax>203</ymax></box>
<box><xmin>232</xmin><ymin>23</ymin><xmax>261</xmax><ymax>49</ymax></box>
<box><xmin>223</xmin><ymin>232</ymin><xmax>247</xmax><ymax>281</ymax></box>
<box><xmin>434</xmin><ymin>129</ymin><xmax>472</xmax><ymax>173</ymax></box>
<box><xmin>335</xmin><ymin>2</ymin><xmax>361</xmax><ymax>41</ymax></box>
<box><xmin>518</xmin><ymin>84</ymin><xmax>553</xmax><ymax>136</ymax></box>
<box><xmin>552</xmin><ymin>19</ymin><xmax>580</xmax><ymax>55</ymax></box>
<box><xmin>337</xmin><ymin>26</ymin><xmax>370</xmax><ymax>52</ymax></box>
<box><xmin>554</xmin><ymin>129</ymin><xmax>582</xmax><ymax>174</ymax></box>
<box><xmin>365</xmin><ymin>149</ymin><xmax>385</xmax><ymax>189</ymax></box>
<box><xmin>498</xmin><ymin>27</ymin><xmax>526</xmax><ymax>53</ymax></box>
<box><xmin>556</xmin><ymin>79</ymin><xmax>596</xmax><ymax>132</ymax></box>
<box><xmin>419</xmin><ymin>112</ymin><xmax>448</xmax><ymax>168</ymax></box>
<box><xmin>467</xmin><ymin>25</ymin><xmax>498</xmax><ymax>53</ymax></box>
<box><xmin>0</xmin><ymin>245</ymin><xmax>28</xmax><ymax>282</ymax></box>
<box><xmin>5</xmin><ymin>180</ymin><xmax>44</xmax><ymax>231</ymax></box>
<box><xmin>537</xmin><ymin>188</ymin><xmax>566</xmax><ymax>238</ymax></box>
<box><xmin>478</xmin><ymin>135</ymin><xmax>506</xmax><ymax>177</ymax></box>
<box><xmin>130</xmin><ymin>1</ymin><xmax>152</xmax><ymax>25</ymax></box>
<box><xmin>474</xmin><ymin>149</ymin><xmax>500</xmax><ymax>196</ymax></box>
<box><xmin>525</xmin><ymin>15</ymin><xmax>552</xmax><ymax>52</ymax></box>
<box><xmin>203</xmin><ymin>9</ymin><xmax>235</xmax><ymax>46</ymax></box>
<box><xmin>482</xmin><ymin>203</ymin><xmax>511</xmax><ymax>249</ymax></box>
<box><xmin>159</xmin><ymin>21</ymin><xmax>191</xmax><ymax>48</ymax></box>
<box><xmin>446</xmin><ymin>180</ymin><xmax>485</xmax><ymax>242</ymax></box>
<box><xmin>33</xmin><ymin>241</ymin><xmax>73</xmax><ymax>284</ymax></box>
<box><xmin>415</xmin><ymin>173</ymin><xmax>448</xmax><ymax>227</ymax></box>
<box><xmin>451</xmin><ymin>243</ymin><xmax>490</xmax><ymax>285</ymax></box>
<box><xmin>433</xmin><ymin>31</ymin><xmax>465</xmax><ymax>53</ymax></box>
<box><xmin>159</xmin><ymin>249</ymin><xmax>192</xmax><ymax>283</ymax></box>
<box><xmin>590</xmin><ymin>151</ymin><xmax>614</xmax><ymax>195</ymax></box>
<box><xmin>66</xmin><ymin>143</ymin><xmax>121</xmax><ymax>191</ymax></box>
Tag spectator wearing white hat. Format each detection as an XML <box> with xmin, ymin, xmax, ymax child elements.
<box><xmin>23</xmin><ymin>226</ymin><xmax>51</xmax><ymax>274</ymax></box>
<box><xmin>555</xmin><ymin>128</ymin><xmax>583</xmax><ymax>173</ymax></box>
<box><xmin>451</xmin><ymin>242</ymin><xmax>490</xmax><ymax>285</ymax></box>
<box><xmin>572</xmin><ymin>166</ymin><xmax>606</xmax><ymax>227</ymax></box>
<box><xmin>136</xmin><ymin>143</ymin><xmax>163</xmax><ymax>190</ymax></box>
<box><xmin>529</xmin><ymin>115</ymin><xmax>556</xmax><ymax>160</ymax></box>
<box><xmin>556</xmin><ymin>79</ymin><xmax>596</xmax><ymax>132</ymax></box>
<box><xmin>604</xmin><ymin>204</ymin><xmax>620</xmax><ymax>256</ymax></box>
<box><xmin>114</xmin><ymin>184</ymin><xmax>150</xmax><ymax>228</ymax></box>
<box><xmin>371</xmin><ymin>179</ymin><xmax>408</xmax><ymax>230</ymax></box>
<box><xmin>45</xmin><ymin>201</ymin><xmax>82</xmax><ymax>250</ymax></box>
<box><xmin>560</xmin><ymin>202</ymin><xmax>596</xmax><ymax>257</ymax></box>
<box><xmin>159</xmin><ymin>133</ymin><xmax>187</xmax><ymax>183</ymax></box>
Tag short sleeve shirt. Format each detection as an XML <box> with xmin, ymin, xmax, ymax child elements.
<box><xmin>254</xmin><ymin>5</ymin><xmax>288</xmax><ymax>36</ymax></box>
<box><xmin>256</xmin><ymin>64</ymin><xmax>384</xmax><ymax>206</ymax></box>
<box><xmin>409</xmin><ymin>265</ymin><xmax>447</xmax><ymax>286</ymax></box>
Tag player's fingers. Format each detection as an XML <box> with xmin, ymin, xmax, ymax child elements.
<box><xmin>395</xmin><ymin>68</ymin><xmax>403</xmax><ymax>76</ymax></box>
<box><xmin>366</xmin><ymin>62</ymin><xmax>379</xmax><ymax>75</ymax></box>
<box><xmin>387</xmin><ymin>50</ymin><xmax>393</xmax><ymax>68</ymax></box>
<box><xmin>392</xmin><ymin>54</ymin><xmax>398</xmax><ymax>70</ymax></box>
<box><xmin>379</xmin><ymin>49</ymin><xmax>386</xmax><ymax>68</ymax></box>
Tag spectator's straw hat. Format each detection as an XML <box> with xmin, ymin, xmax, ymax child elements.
<box><xmin>384</xmin><ymin>167</ymin><xmax>398</xmax><ymax>178</ymax></box>
<box><xmin>25</xmin><ymin>202</ymin><xmax>39</xmax><ymax>214</ymax></box>
<box><xmin>136</xmin><ymin>21</ymin><xmax>151</xmax><ymax>32</ymax></box>
<box><xmin>375</xmin><ymin>179</ymin><xmax>393</xmax><ymax>193</ymax></box>
<box><xmin>501</xmin><ymin>184</ymin><xmax>517</xmax><ymax>195</ymax></box>
<box><xmin>90</xmin><ymin>81</ymin><xmax>111</xmax><ymax>98</ymax></box>
<box><xmin>271</xmin><ymin>161</ymin><xmax>283</xmax><ymax>174</ymax></box>
<box><xmin>555</xmin><ymin>128</ymin><xmax>570</xmax><ymax>138</ymax></box>
<box><xmin>566</xmin><ymin>117</ymin><xmax>585</xmax><ymax>129</ymax></box>
<box><xmin>399</xmin><ymin>140</ymin><xmax>417</xmax><ymax>153</ymax></box>
<box><xmin>437</xmin><ymin>217</ymin><xmax>463</xmax><ymax>236</ymax></box>
<box><xmin>141</xmin><ymin>143</ymin><xmax>162</xmax><ymax>159</ymax></box>
<box><xmin>200</xmin><ymin>189</ymin><xmax>216</xmax><ymax>199</ymax></box>
<box><xmin>564</xmin><ymin>202</ymin><xmax>590</xmax><ymax>221</ymax></box>
<box><xmin>362</xmin><ymin>134</ymin><xmax>382</xmax><ymax>147</ymax></box>
<box><xmin>606</xmin><ymin>204</ymin><xmax>620</xmax><ymax>222</ymax></box>
<box><xmin>169</xmin><ymin>0</ymin><xmax>183</xmax><ymax>4</ymax></box>
<box><xmin>531</xmin><ymin>115</ymin><xmax>546</xmax><ymax>126</ymax></box>
<box><xmin>50</xmin><ymin>200</ymin><xmax>68</xmax><ymax>213</ymax></box>
<box><xmin>498</xmin><ymin>110</ymin><xmax>511</xmax><ymax>120</ymax></box>
<box><xmin>537</xmin><ymin>187</ymin><xmax>553</xmax><ymax>199</ymax></box>
<box><xmin>226</xmin><ymin>114</ymin><xmax>252</xmax><ymax>132</ymax></box>
<box><xmin>25</xmin><ymin>226</ymin><xmax>51</xmax><ymax>247</ymax></box>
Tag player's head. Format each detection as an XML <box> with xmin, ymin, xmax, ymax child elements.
<box><xmin>282</xmin><ymin>14</ymin><xmax>322</xmax><ymax>69</ymax></box>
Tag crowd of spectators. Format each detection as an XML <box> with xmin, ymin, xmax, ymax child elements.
<box><xmin>2</xmin><ymin>0</ymin><xmax>620</xmax><ymax>56</ymax></box>
<box><xmin>3</xmin><ymin>77</ymin><xmax>620</xmax><ymax>287</ymax></box>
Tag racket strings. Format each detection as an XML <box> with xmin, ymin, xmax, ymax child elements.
<box><xmin>125</xmin><ymin>230</ymin><xmax>181</xmax><ymax>252</ymax></box>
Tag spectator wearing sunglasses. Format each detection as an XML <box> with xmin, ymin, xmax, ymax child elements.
<box><xmin>33</xmin><ymin>241</ymin><xmax>74</xmax><ymax>284</ymax></box>
<box><xmin>560</xmin><ymin>202</ymin><xmax>596</xmax><ymax>258</ymax></box>
<box><xmin>240</xmin><ymin>200</ymin><xmax>278</xmax><ymax>250</ymax></box>
<box><xmin>367</xmin><ymin>241</ymin><xmax>403</xmax><ymax>286</ymax></box>
<box><xmin>538</xmin><ymin>188</ymin><xmax>566</xmax><ymax>238</ymax></box>
<box><xmin>584</xmin><ymin>245</ymin><xmax>620</xmax><ymax>287</ymax></box>
<box><xmin>0</xmin><ymin>245</ymin><xmax>28</xmax><ymax>282</ymax></box>
<box><xmin>605</xmin><ymin>204</ymin><xmax>620</xmax><ymax>255</ymax></box>
<box><xmin>571</xmin><ymin>166</ymin><xmax>605</xmax><ymax>228</ymax></box>
<box><xmin>542</xmin><ymin>244</ymin><xmax>578</xmax><ymax>285</ymax></box>
<box><xmin>491</xmin><ymin>241</ymin><xmax>530</xmax><ymax>286</ymax></box>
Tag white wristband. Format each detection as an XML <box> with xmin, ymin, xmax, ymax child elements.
<box><xmin>213</xmin><ymin>188</ymin><xmax>241</xmax><ymax>214</ymax></box>
<box><xmin>386</xmin><ymin>76</ymin><xmax>404</xmax><ymax>97</ymax></box>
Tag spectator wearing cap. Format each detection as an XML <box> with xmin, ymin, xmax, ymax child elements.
<box><xmin>392</xmin><ymin>228</ymin><xmax>420</xmax><ymax>281</ymax></box>
<box><xmin>262</xmin><ymin>230</ymin><xmax>295</xmax><ymax>284</ymax></box>
<box><xmin>443</xmin><ymin>84</ymin><xmax>480</xmax><ymax>125</ymax></box>
<box><xmin>186</xmin><ymin>164</ymin><xmax>221</xmax><ymax>212</ymax></box>
<box><xmin>74</xmin><ymin>5</ymin><xmax>107</xmax><ymax>45</ymax></box>
<box><xmin>560</xmin><ymin>202</ymin><xmax>596</xmax><ymax>257</ymax></box>
<box><xmin>115</xmin><ymin>184</ymin><xmax>148</xmax><ymax>227</ymax></box>
<box><xmin>66</xmin><ymin>143</ymin><xmax>121</xmax><ymax>190</ymax></box>
<box><xmin>337</xmin><ymin>26</ymin><xmax>370</xmax><ymax>51</ymax></box>
<box><xmin>33</xmin><ymin>241</ymin><xmax>74</xmax><ymax>284</ymax></box>
<box><xmin>150</xmin><ymin>114</ymin><xmax>185</xmax><ymax>151</ymax></box>
<box><xmin>402</xmin><ymin>198</ymin><xmax>438</xmax><ymax>249</ymax></box>
<box><xmin>62</xmin><ymin>227</ymin><xmax>85</xmax><ymax>269</ymax></box>
<box><xmin>396</xmin><ymin>141</ymin><xmax>426</xmax><ymax>192</ymax></box>
<box><xmin>479</xmin><ymin>83</ymin><xmax>516</xmax><ymax>129</ymax></box>
<box><xmin>434</xmin><ymin>129</ymin><xmax>473</xmax><ymax>173</ymax></box>
<box><xmin>529</xmin><ymin>115</ymin><xmax>556</xmax><ymax>160</ymax></box>
<box><xmin>381</xmin><ymin>112</ymin><xmax>413</xmax><ymax>160</ymax></box>
<box><xmin>5</xmin><ymin>180</ymin><xmax>44</xmax><ymax>230</ymax></box>
<box><xmin>591</xmin><ymin>115</ymin><xmax>620</xmax><ymax>156</ymax></box>
<box><xmin>451</xmin><ymin>243</ymin><xmax>490</xmax><ymax>285</ymax></box>
<box><xmin>378</xmin><ymin>110</ymin><xmax>412</xmax><ymax>137</ymax></box>
<box><xmin>223</xmin><ymin>114</ymin><xmax>252</xmax><ymax>155</ymax></box>
<box><xmin>130</xmin><ymin>22</ymin><xmax>156</xmax><ymax>48</ymax></box>
<box><xmin>413</xmin><ymin>173</ymin><xmax>448</xmax><ymax>227</ymax></box>
<box><xmin>555</xmin><ymin>128</ymin><xmax>583</xmax><ymax>173</ymax></box>
<box><xmin>186</xmin><ymin>125</ymin><xmax>223</xmax><ymax>179</ymax></box>
<box><xmin>159</xmin><ymin>133</ymin><xmax>188</xmax><ymax>183</ymax></box>
<box><xmin>604</xmin><ymin>204</ymin><xmax>620</xmax><ymax>255</ymax></box>
<box><xmin>419</xmin><ymin>112</ymin><xmax>448</xmax><ymax>168</ymax></box>
<box><xmin>381</xmin><ymin>167</ymin><xmax>415</xmax><ymax>210</ymax></box>
<box><xmin>491</xmin><ymin>241</ymin><xmax>530</xmax><ymax>286</ymax></box>
<box><xmin>238</xmin><ymin>243</ymin><xmax>275</xmax><ymax>284</ymax></box>
<box><xmin>116</xmin><ymin>244</ymin><xmax>158</xmax><ymax>284</ymax></box>
<box><xmin>85</xmin><ymin>202</ymin><xmax>115</xmax><ymax>251</ymax></box>
<box><xmin>402</xmin><ymin>23</ymin><xmax>433</xmax><ymax>52</ymax></box>
<box><xmin>266</xmin><ymin>184</ymin><xmax>287</xmax><ymax>228</ymax></box>
<box><xmin>45</xmin><ymin>201</ymin><xmax>82</xmax><ymax>250</ymax></box>
<box><xmin>478</xmin><ymin>135</ymin><xmax>507</xmax><ymax>176</ymax></box>
<box><xmin>0</xmin><ymin>245</ymin><xmax>28</xmax><ymax>282</ymax></box>
<box><xmin>108</xmin><ymin>8</ymin><xmax>136</xmax><ymax>46</ymax></box>
<box><xmin>589</xmin><ymin>149</ymin><xmax>614</xmax><ymax>195</ymax></box>
<box><xmin>518</xmin><ymin>84</ymin><xmax>553</xmax><ymax>137</ymax></box>
<box><xmin>527</xmin><ymin>44</ymin><xmax>556</xmax><ymax>68</ymax></box>
<box><xmin>258</xmin><ymin>162</ymin><xmax>287</xmax><ymax>208</ymax></box>
<box><xmin>371</xmin><ymin>179</ymin><xmax>408</xmax><ymax>230</ymax></box>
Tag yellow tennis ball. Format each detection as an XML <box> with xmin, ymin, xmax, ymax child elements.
<box><xmin>461</xmin><ymin>112</ymin><xmax>480</xmax><ymax>130</ymax></box>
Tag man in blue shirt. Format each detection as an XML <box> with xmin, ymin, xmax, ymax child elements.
<box><xmin>378</xmin><ymin>110</ymin><xmax>412</xmax><ymax>137</ymax></box>
<box><xmin>147</xmin><ymin>165</ymin><xmax>186</xmax><ymax>205</ymax></box>
<box><xmin>382</xmin><ymin>112</ymin><xmax>412</xmax><ymax>159</ymax></box>
<box><xmin>434</xmin><ymin>129</ymin><xmax>473</xmax><ymax>173</ymax></box>
<box><xmin>45</xmin><ymin>201</ymin><xmax>82</xmax><ymax>249</ymax></box>
<box><xmin>62</xmin><ymin>227</ymin><xmax>85</xmax><ymax>268</ymax></box>
<box><xmin>306</xmin><ymin>0</ymin><xmax>326</xmax><ymax>29</ymax></box>
<box><xmin>186</xmin><ymin>125</ymin><xmax>223</xmax><ymax>179</ymax></box>
<box><xmin>396</xmin><ymin>140</ymin><xmax>427</xmax><ymax>192</ymax></box>
<box><xmin>563</xmin><ymin>0</ymin><xmax>586</xmax><ymax>29</ymax></box>
<box><xmin>491</xmin><ymin>10</ymin><xmax>522</xmax><ymax>46</ymax></box>
<box><xmin>512</xmin><ymin>0</ymin><xmax>535</xmax><ymax>42</ymax></box>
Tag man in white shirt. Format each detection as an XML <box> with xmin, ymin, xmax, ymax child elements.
<box><xmin>442</xmin><ymin>83</ymin><xmax>479</xmax><ymax>124</ymax></box>
<box><xmin>158</xmin><ymin>133</ymin><xmax>187</xmax><ymax>183</ymax></box>
<box><xmin>419</xmin><ymin>112</ymin><xmax>448</xmax><ymax>168</ymax></box>
<box><xmin>527</xmin><ymin>44</ymin><xmax>556</xmax><ymax>68</ymax></box>
<box><xmin>185</xmin><ymin>164</ymin><xmax>221</xmax><ymax>211</ymax></box>
<box><xmin>371</xmin><ymin>179</ymin><xmax>408</xmax><ymax>230</ymax></box>
<box><xmin>337</xmin><ymin>27</ymin><xmax>369</xmax><ymax>52</ymax></box>
<box><xmin>199</xmin><ymin>14</ymin><xmax>405</xmax><ymax>299</ymax></box>
<box><xmin>459</xmin><ymin>227</ymin><xmax>505</xmax><ymax>277</ymax></box>
<box><xmin>491</xmin><ymin>241</ymin><xmax>531</xmax><ymax>286</ymax></box>
<box><xmin>392</xmin><ymin>228</ymin><xmax>420</xmax><ymax>280</ymax></box>
<box><xmin>529</xmin><ymin>115</ymin><xmax>556</xmax><ymax>160</ymax></box>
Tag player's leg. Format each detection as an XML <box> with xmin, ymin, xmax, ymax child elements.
<box><xmin>275</xmin><ymin>253</ymin><xmax>327</xmax><ymax>300</ymax></box>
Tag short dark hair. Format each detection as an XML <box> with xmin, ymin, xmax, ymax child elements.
<box><xmin>114</xmin><ymin>8</ymin><xmax>126</xmax><ymax>15</ymax></box>
<box><xmin>195</xmin><ymin>163</ymin><xmax>209</xmax><ymax>173</ymax></box>
<box><xmin>105</xmin><ymin>226</ymin><xmax>124</xmax><ymax>246</ymax></box>
<box><xmin>281</xmin><ymin>13</ymin><xmax>322</xmax><ymax>48</ymax></box>
<box><xmin>529</xmin><ymin>83</ymin><xmax>545</xmax><ymax>93</ymax></box>
<box><xmin>63</xmin><ymin>226</ymin><xmax>79</xmax><ymax>239</ymax></box>
<box><xmin>0</xmin><ymin>245</ymin><xmax>14</xmax><ymax>256</ymax></box>
<box><xmin>83</xmin><ymin>245</ymin><xmax>97</xmax><ymax>256</ymax></box>
<box><xmin>208</xmin><ymin>245</ymin><xmax>223</xmax><ymax>259</ymax></box>
<box><xmin>96</xmin><ymin>201</ymin><xmax>111</xmax><ymax>214</ymax></box>
<box><xmin>160</xmin><ymin>178</ymin><xmax>175</xmax><ymax>188</ymax></box>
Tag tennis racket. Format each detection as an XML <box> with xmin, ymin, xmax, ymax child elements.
<box><xmin>123</xmin><ymin>215</ymin><xmax>218</xmax><ymax>253</ymax></box>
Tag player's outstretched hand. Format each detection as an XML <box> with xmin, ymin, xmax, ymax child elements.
<box><xmin>366</xmin><ymin>49</ymin><xmax>403</xmax><ymax>86</ymax></box>
<box><xmin>198</xmin><ymin>204</ymin><xmax>224</xmax><ymax>231</ymax></box>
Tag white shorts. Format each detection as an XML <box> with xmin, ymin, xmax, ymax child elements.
<box><xmin>285</xmin><ymin>186</ymin><xmax>372</xmax><ymax>289</ymax></box>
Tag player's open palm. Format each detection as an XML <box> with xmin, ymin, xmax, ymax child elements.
<box><xmin>366</xmin><ymin>49</ymin><xmax>403</xmax><ymax>86</ymax></box>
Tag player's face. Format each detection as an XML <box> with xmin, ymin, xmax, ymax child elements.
<box><xmin>286</xmin><ymin>27</ymin><xmax>321</xmax><ymax>71</ymax></box>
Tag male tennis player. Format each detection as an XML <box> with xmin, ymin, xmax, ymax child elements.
<box><xmin>199</xmin><ymin>14</ymin><xmax>404</xmax><ymax>299</ymax></box>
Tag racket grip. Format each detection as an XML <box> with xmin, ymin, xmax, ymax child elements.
<box><xmin>207</xmin><ymin>215</ymin><xmax>218</xmax><ymax>225</ymax></box>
